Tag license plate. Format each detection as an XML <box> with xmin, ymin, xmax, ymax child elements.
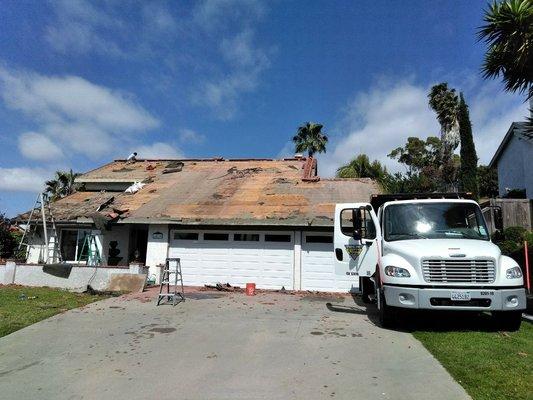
<box><xmin>450</xmin><ymin>291</ymin><xmax>471</xmax><ymax>301</ymax></box>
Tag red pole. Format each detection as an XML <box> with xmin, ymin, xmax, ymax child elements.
<box><xmin>524</xmin><ymin>241</ymin><xmax>530</xmax><ymax>293</ymax></box>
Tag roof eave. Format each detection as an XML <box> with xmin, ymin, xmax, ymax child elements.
<box><xmin>488</xmin><ymin>122</ymin><xmax>521</xmax><ymax>168</ymax></box>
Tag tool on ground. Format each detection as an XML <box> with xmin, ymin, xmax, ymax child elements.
<box><xmin>18</xmin><ymin>192</ymin><xmax>62</xmax><ymax>264</ymax></box>
<box><xmin>157</xmin><ymin>258</ymin><xmax>185</xmax><ymax>306</ymax></box>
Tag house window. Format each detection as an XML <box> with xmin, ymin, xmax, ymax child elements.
<box><xmin>173</xmin><ymin>232</ymin><xmax>199</xmax><ymax>240</ymax></box>
<box><xmin>203</xmin><ymin>233</ymin><xmax>229</xmax><ymax>241</ymax></box>
<box><xmin>265</xmin><ymin>234</ymin><xmax>291</xmax><ymax>243</ymax></box>
<box><xmin>234</xmin><ymin>233</ymin><xmax>260</xmax><ymax>241</ymax></box>
<box><xmin>60</xmin><ymin>229</ymin><xmax>90</xmax><ymax>262</ymax></box>
<box><xmin>305</xmin><ymin>235</ymin><xmax>333</xmax><ymax>244</ymax></box>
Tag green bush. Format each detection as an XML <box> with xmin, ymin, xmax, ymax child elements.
<box><xmin>493</xmin><ymin>226</ymin><xmax>532</xmax><ymax>256</ymax></box>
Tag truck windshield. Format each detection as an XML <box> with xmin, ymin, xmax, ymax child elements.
<box><xmin>384</xmin><ymin>202</ymin><xmax>489</xmax><ymax>242</ymax></box>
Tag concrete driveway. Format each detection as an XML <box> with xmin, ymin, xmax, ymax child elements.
<box><xmin>0</xmin><ymin>288</ymin><xmax>469</xmax><ymax>400</ymax></box>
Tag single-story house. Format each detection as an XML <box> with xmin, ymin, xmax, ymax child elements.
<box><xmin>489</xmin><ymin>121</ymin><xmax>533</xmax><ymax>198</ymax></box>
<box><xmin>19</xmin><ymin>157</ymin><xmax>380</xmax><ymax>292</ymax></box>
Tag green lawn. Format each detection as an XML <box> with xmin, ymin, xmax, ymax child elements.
<box><xmin>0</xmin><ymin>285</ymin><xmax>108</xmax><ymax>338</ymax></box>
<box><xmin>413</xmin><ymin>315</ymin><xmax>532</xmax><ymax>400</ymax></box>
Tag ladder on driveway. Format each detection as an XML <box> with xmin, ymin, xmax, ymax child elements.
<box><xmin>157</xmin><ymin>258</ymin><xmax>185</xmax><ymax>306</ymax></box>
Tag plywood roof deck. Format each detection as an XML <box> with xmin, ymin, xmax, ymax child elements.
<box><xmin>23</xmin><ymin>158</ymin><xmax>381</xmax><ymax>227</ymax></box>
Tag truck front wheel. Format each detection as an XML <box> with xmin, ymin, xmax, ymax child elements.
<box><xmin>378</xmin><ymin>288</ymin><xmax>394</xmax><ymax>328</ymax></box>
<box><xmin>492</xmin><ymin>311</ymin><xmax>522</xmax><ymax>331</ymax></box>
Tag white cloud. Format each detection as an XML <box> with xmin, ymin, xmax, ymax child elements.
<box><xmin>0</xmin><ymin>66</ymin><xmax>159</xmax><ymax>160</ymax></box>
<box><xmin>319</xmin><ymin>81</ymin><xmax>439</xmax><ymax>177</ymax></box>
<box><xmin>0</xmin><ymin>167</ymin><xmax>51</xmax><ymax>192</ymax></box>
<box><xmin>193</xmin><ymin>0</ymin><xmax>266</xmax><ymax>29</ymax></box>
<box><xmin>319</xmin><ymin>79</ymin><xmax>528</xmax><ymax>177</ymax></box>
<box><xmin>134</xmin><ymin>142</ymin><xmax>184</xmax><ymax>159</ymax></box>
<box><xmin>179</xmin><ymin>128</ymin><xmax>205</xmax><ymax>144</ymax></box>
<box><xmin>44</xmin><ymin>0</ymin><xmax>271</xmax><ymax>120</ymax></box>
<box><xmin>220</xmin><ymin>29</ymin><xmax>269</xmax><ymax>69</ymax></box>
<box><xmin>191</xmin><ymin>4</ymin><xmax>272</xmax><ymax>120</ymax></box>
<box><xmin>467</xmin><ymin>81</ymin><xmax>529</xmax><ymax>165</ymax></box>
<box><xmin>45</xmin><ymin>0</ymin><xmax>126</xmax><ymax>57</ymax></box>
<box><xmin>192</xmin><ymin>30</ymin><xmax>272</xmax><ymax>119</ymax></box>
<box><xmin>18</xmin><ymin>132</ymin><xmax>64</xmax><ymax>161</ymax></box>
<box><xmin>142</xmin><ymin>3</ymin><xmax>177</xmax><ymax>34</ymax></box>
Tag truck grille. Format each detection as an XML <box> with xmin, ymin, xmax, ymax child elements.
<box><xmin>422</xmin><ymin>259</ymin><xmax>496</xmax><ymax>283</ymax></box>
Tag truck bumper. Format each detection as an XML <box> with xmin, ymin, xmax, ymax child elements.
<box><xmin>383</xmin><ymin>285</ymin><xmax>526</xmax><ymax>311</ymax></box>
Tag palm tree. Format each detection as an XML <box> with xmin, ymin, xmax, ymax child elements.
<box><xmin>336</xmin><ymin>154</ymin><xmax>390</xmax><ymax>191</ymax></box>
<box><xmin>292</xmin><ymin>122</ymin><xmax>328</xmax><ymax>157</ymax></box>
<box><xmin>428</xmin><ymin>83</ymin><xmax>460</xmax><ymax>151</ymax></box>
<box><xmin>479</xmin><ymin>0</ymin><xmax>533</xmax><ymax>134</ymax></box>
<box><xmin>479</xmin><ymin>0</ymin><xmax>532</xmax><ymax>98</ymax></box>
<box><xmin>45</xmin><ymin>169</ymin><xmax>81</xmax><ymax>201</ymax></box>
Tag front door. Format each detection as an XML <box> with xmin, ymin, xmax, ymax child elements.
<box><xmin>334</xmin><ymin>203</ymin><xmax>381</xmax><ymax>281</ymax></box>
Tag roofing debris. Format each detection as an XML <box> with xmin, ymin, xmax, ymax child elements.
<box><xmin>18</xmin><ymin>158</ymin><xmax>380</xmax><ymax>227</ymax></box>
<box><xmin>125</xmin><ymin>182</ymin><xmax>145</xmax><ymax>194</ymax></box>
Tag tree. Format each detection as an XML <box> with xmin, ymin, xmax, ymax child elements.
<box><xmin>477</xmin><ymin>165</ymin><xmax>499</xmax><ymax>198</ymax></box>
<box><xmin>292</xmin><ymin>122</ymin><xmax>328</xmax><ymax>157</ymax></box>
<box><xmin>0</xmin><ymin>213</ymin><xmax>17</xmax><ymax>260</ymax></box>
<box><xmin>458</xmin><ymin>93</ymin><xmax>479</xmax><ymax>197</ymax></box>
<box><xmin>479</xmin><ymin>0</ymin><xmax>533</xmax><ymax>98</ymax></box>
<box><xmin>428</xmin><ymin>83</ymin><xmax>461</xmax><ymax>151</ymax></box>
<box><xmin>45</xmin><ymin>169</ymin><xmax>81</xmax><ymax>202</ymax></box>
<box><xmin>388</xmin><ymin>136</ymin><xmax>459</xmax><ymax>193</ymax></box>
<box><xmin>479</xmin><ymin>0</ymin><xmax>533</xmax><ymax>133</ymax></box>
<box><xmin>336</xmin><ymin>154</ymin><xmax>390</xmax><ymax>190</ymax></box>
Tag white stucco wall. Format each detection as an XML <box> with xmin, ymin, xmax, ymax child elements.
<box><xmin>100</xmin><ymin>225</ymin><xmax>130</xmax><ymax>266</ymax></box>
<box><xmin>146</xmin><ymin>224</ymin><xmax>169</xmax><ymax>282</ymax></box>
<box><xmin>0</xmin><ymin>262</ymin><xmax>134</xmax><ymax>291</ymax></box>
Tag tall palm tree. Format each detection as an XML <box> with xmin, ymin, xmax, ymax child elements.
<box><xmin>479</xmin><ymin>0</ymin><xmax>533</xmax><ymax>134</ymax></box>
<box><xmin>479</xmin><ymin>0</ymin><xmax>532</xmax><ymax>98</ymax></box>
<box><xmin>292</xmin><ymin>122</ymin><xmax>328</xmax><ymax>157</ymax></box>
<box><xmin>45</xmin><ymin>169</ymin><xmax>81</xmax><ymax>201</ymax></box>
<box><xmin>428</xmin><ymin>83</ymin><xmax>460</xmax><ymax>151</ymax></box>
<box><xmin>336</xmin><ymin>154</ymin><xmax>390</xmax><ymax>191</ymax></box>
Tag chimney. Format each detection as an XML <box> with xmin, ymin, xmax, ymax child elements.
<box><xmin>302</xmin><ymin>156</ymin><xmax>320</xmax><ymax>182</ymax></box>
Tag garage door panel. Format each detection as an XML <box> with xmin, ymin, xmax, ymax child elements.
<box><xmin>302</xmin><ymin>232</ymin><xmax>357</xmax><ymax>293</ymax></box>
<box><xmin>169</xmin><ymin>230</ymin><xmax>293</xmax><ymax>290</ymax></box>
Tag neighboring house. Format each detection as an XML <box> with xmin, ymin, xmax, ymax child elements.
<box><xmin>19</xmin><ymin>157</ymin><xmax>380</xmax><ymax>293</ymax></box>
<box><xmin>489</xmin><ymin>122</ymin><xmax>533</xmax><ymax>198</ymax></box>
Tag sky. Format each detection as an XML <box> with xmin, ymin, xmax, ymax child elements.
<box><xmin>0</xmin><ymin>0</ymin><xmax>529</xmax><ymax>217</ymax></box>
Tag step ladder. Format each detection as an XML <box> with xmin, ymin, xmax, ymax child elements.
<box><xmin>157</xmin><ymin>258</ymin><xmax>185</xmax><ymax>306</ymax></box>
<box><xmin>79</xmin><ymin>234</ymin><xmax>102</xmax><ymax>266</ymax></box>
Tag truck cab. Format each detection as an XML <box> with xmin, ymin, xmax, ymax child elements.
<box><xmin>334</xmin><ymin>193</ymin><xmax>526</xmax><ymax>330</ymax></box>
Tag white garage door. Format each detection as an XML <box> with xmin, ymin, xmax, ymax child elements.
<box><xmin>168</xmin><ymin>230</ymin><xmax>294</xmax><ymax>290</ymax></box>
<box><xmin>301</xmin><ymin>232</ymin><xmax>357</xmax><ymax>293</ymax></box>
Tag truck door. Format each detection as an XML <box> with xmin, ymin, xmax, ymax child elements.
<box><xmin>334</xmin><ymin>203</ymin><xmax>381</xmax><ymax>280</ymax></box>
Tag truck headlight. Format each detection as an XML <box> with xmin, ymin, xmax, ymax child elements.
<box><xmin>384</xmin><ymin>265</ymin><xmax>411</xmax><ymax>278</ymax></box>
<box><xmin>506</xmin><ymin>266</ymin><xmax>522</xmax><ymax>279</ymax></box>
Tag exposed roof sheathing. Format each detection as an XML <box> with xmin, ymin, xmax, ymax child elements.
<box><xmin>23</xmin><ymin>158</ymin><xmax>381</xmax><ymax>227</ymax></box>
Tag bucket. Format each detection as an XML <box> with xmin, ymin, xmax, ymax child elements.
<box><xmin>246</xmin><ymin>283</ymin><xmax>256</xmax><ymax>296</ymax></box>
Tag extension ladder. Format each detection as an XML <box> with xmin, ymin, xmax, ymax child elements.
<box><xmin>18</xmin><ymin>192</ymin><xmax>62</xmax><ymax>264</ymax></box>
<box><xmin>157</xmin><ymin>258</ymin><xmax>185</xmax><ymax>306</ymax></box>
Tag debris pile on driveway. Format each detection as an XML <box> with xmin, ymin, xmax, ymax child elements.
<box><xmin>203</xmin><ymin>283</ymin><xmax>243</xmax><ymax>292</ymax></box>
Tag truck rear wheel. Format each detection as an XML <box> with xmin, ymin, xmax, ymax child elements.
<box><xmin>492</xmin><ymin>311</ymin><xmax>522</xmax><ymax>331</ymax></box>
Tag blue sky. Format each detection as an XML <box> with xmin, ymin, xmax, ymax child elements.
<box><xmin>0</xmin><ymin>0</ymin><xmax>529</xmax><ymax>216</ymax></box>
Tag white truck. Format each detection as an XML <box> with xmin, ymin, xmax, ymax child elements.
<box><xmin>334</xmin><ymin>193</ymin><xmax>526</xmax><ymax>330</ymax></box>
